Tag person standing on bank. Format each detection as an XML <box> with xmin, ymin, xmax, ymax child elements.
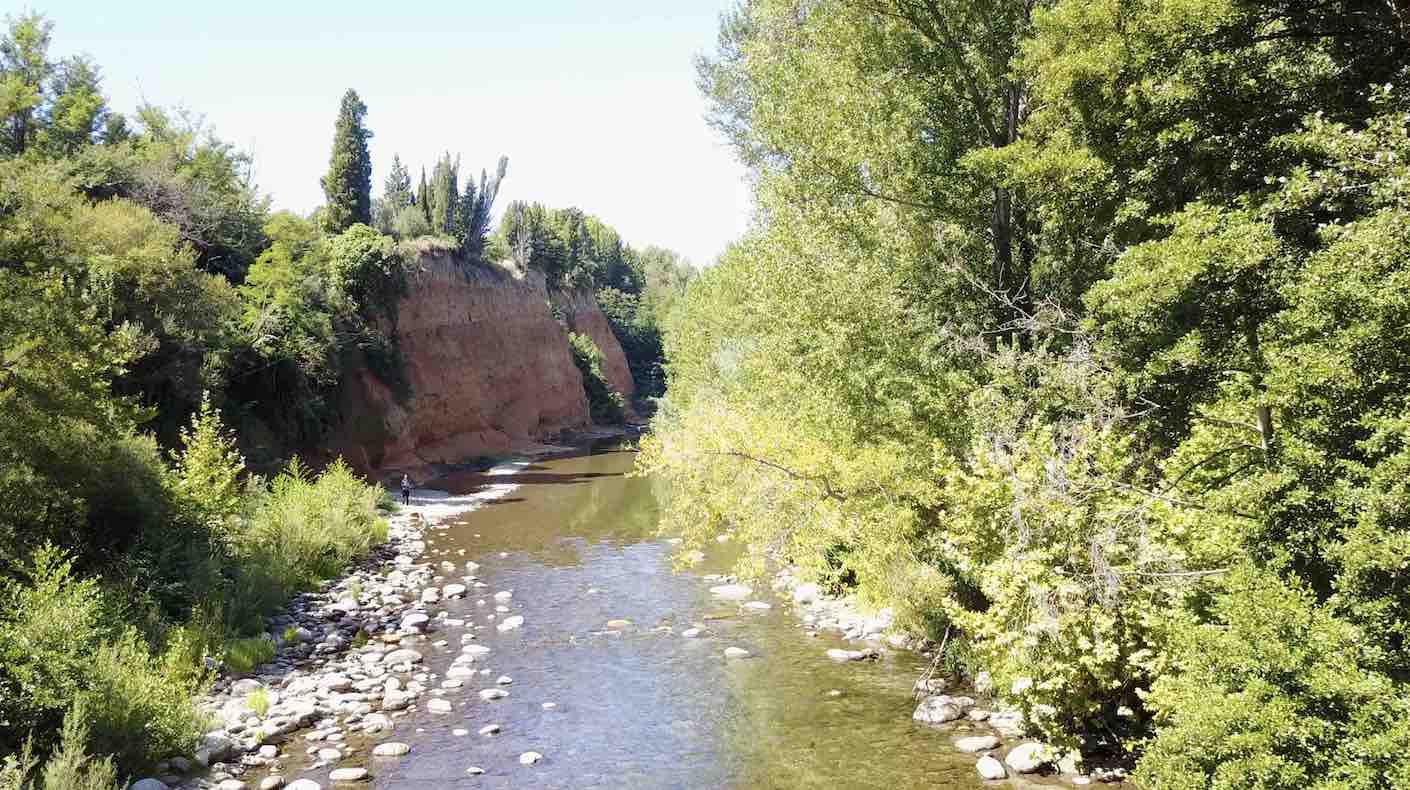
<box><xmin>400</xmin><ymin>474</ymin><xmax>412</xmax><ymax>506</ymax></box>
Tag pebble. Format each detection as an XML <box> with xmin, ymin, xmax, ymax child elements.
<box><xmin>496</xmin><ymin>675</ymin><xmax>513</xmax><ymax>685</ymax></box>
<box><xmin>955</xmin><ymin>735</ymin><xmax>1000</xmax><ymax>753</ymax></box>
<box><xmin>465</xmin><ymin>766</ymin><xmax>484</xmax><ymax>775</ymax></box>
<box><xmin>479</xmin><ymin>724</ymin><xmax>501</xmax><ymax>736</ymax></box>
<box><xmin>259</xmin><ymin>778</ymin><xmax>285</xmax><ymax>790</ymax></box>
<box><xmin>286</xmin><ymin>782</ymin><xmax>322</xmax><ymax>790</ymax></box>
<box><xmin>681</xmin><ymin>628</ymin><xmax>702</xmax><ymax>638</ymax></box>
<box><xmin>709</xmin><ymin>584</ymin><xmax>752</xmax><ymax>600</ymax></box>
<box><xmin>479</xmin><ymin>688</ymin><xmax>509</xmax><ymax>701</ymax></box>
<box><xmin>494</xmin><ymin>590</ymin><xmax>513</xmax><ymax>601</ymax></box>
<box><xmin>976</xmin><ymin>755</ymin><xmax>1007</xmax><ymax>780</ymax></box>
<box><xmin>742</xmin><ymin>601</ymin><xmax>772</xmax><ymax>610</ymax></box>
<box><xmin>519</xmin><ymin>751</ymin><xmax>543</xmax><ymax>765</ymax></box>
<box><xmin>382</xmin><ymin>648</ymin><xmax>423</xmax><ymax>665</ymax></box>
<box><xmin>427</xmin><ymin>699</ymin><xmax>453</xmax><ymax>713</ymax></box>
<box><xmin>496</xmin><ymin>615</ymin><xmax>524</xmax><ymax>631</ymax></box>
<box><xmin>825</xmin><ymin>648</ymin><xmax>874</xmax><ymax>662</ymax></box>
<box><xmin>327</xmin><ymin>767</ymin><xmax>368</xmax><ymax>783</ymax></box>
<box><xmin>1004</xmin><ymin>742</ymin><xmax>1050</xmax><ymax>774</ymax></box>
<box><xmin>606</xmin><ymin>619</ymin><xmax>632</xmax><ymax>628</ymax></box>
<box><xmin>452</xmin><ymin>728</ymin><xmax>469</xmax><ymax>736</ymax></box>
<box><xmin>542</xmin><ymin>702</ymin><xmax>557</xmax><ymax>709</ymax></box>
<box><xmin>371</xmin><ymin>742</ymin><xmax>410</xmax><ymax>757</ymax></box>
<box><xmin>724</xmin><ymin>646</ymin><xmax>751</xmax><ymax>659</ymax></box>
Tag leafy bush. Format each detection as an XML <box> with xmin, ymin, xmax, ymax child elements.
<box><xmin>0</xmin><ymin>548</ymin><xmax>200</xmax><ymax>776</ymax></box>
<box><xmin>568</xmin><ymin>332</ymin><xmax>625</xmax><ymax>425</ymax></box>
<box><xmin>77</xmin><ymin>631</ymin><xmax>202</xmax><ymax>774</ymax></box>
<box><xmin>37</xmin><ymin>712</ymin><xmax>118</xmax><ymax>790</ymax></box>
<box><xmin>1136</xmin><ymin>569</ymin><xmax>1410</xmax><ymax>789</ymax></box>
<box><xmin>0</xmin><ymin>548</ymin><xmax>113</xmax><ymax>753</ymax></box>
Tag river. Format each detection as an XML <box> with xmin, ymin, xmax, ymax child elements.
<box><xmin>278</xmin><ymin>445</ymin><xmax>1007</xmax><ymax>788</ymax></box>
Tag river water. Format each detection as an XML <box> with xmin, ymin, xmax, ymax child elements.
<box><xmin>318</xmin><ymin>447</ymin><xmax>999</xmax><ymax>788</ymax></box>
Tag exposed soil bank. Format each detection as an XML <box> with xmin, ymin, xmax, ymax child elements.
<box><xmin>326</xmin><ymin>255</ymin><xmax>635</xmax><ymax>476</ymax></box>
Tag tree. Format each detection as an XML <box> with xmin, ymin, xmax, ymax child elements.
<box><xmin>458</xmin><ymin>155</ymin><xmax>507</xmax><ymax>262</ymax></box>
<box><xmin>42</xmin><ymin>55</ymin><xmax>104</xmax><ymax>156</ymax></box>
<box><xmin>0</xmin><ymin>12</ymin><xmax>54</xmax><ymax>157</ymax></box>
<box><xmin>427</xmin><ymin>152</ymin><xmax>459</xmax><ymax>235</ymax></box>
<box><xmin>319</xmin><ymin>89</ymin><xmax>372</xmax><ymax>233</ymax></box>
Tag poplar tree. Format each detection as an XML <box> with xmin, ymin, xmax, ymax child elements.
<box><xmin>319</xmin><ymin>89</ymin><xmax>372</xmax><ymax>232</ymax></box>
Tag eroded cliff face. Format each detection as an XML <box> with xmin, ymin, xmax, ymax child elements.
<box><xmin>327</xmin><ymin>255</ymin><xmax>632</xmax><ymax>474</ymax></box>
<box><xmin>554</xmin><ymin>289</ymin><xmax>636</xmax><ymax>404</ymax></box>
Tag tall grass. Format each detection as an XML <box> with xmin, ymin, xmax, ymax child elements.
<box><xmin>226</xmin><ymin>458</ymin><xmax>388</xmax><ymax>632</ymax></box>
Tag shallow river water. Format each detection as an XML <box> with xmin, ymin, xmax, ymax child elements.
<box><xmin>307</xmin><ymin>447</ymin><xmax>1000</xmax><ymax>789</ymax></box>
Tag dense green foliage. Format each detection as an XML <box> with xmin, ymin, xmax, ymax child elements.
<box><xmin>0</xmin><ymin>15</ymin><xmax>414</xmax><ymax>781</ymax></box>
<box><xmin>497</xmin><ymin>203</ymin><xmax>695</xmax><ymax>398</ymax></box>
<box><xmin>644</xmin><ymin>0</ymin><xmax>1410</xmax><ymax>783</ymax></box>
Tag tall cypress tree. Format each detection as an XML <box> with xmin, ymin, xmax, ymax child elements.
<box><xmin>417</xmin><ymin>168</ymin><xmax>431</xmax><ymax>224</ymax></box>
<box><xmin>320</xmin><ymin>89</ymin><xmax>372</xmax><ymax>232</ymax></box>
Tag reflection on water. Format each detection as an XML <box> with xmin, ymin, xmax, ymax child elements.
<box><xmin>363</xmin><ymin>449</ymin><xmax>990</xmax><ymax>789</ymax></box>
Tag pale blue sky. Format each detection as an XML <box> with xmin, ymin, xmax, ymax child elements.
<box><xmin>25</xmin><ymin>1</ymin><xmax>750</xmax><ymax>266</ymax></box>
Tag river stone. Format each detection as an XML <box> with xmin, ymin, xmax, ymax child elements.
<box><xmin>316</xmin><ymin>747</ymin><xmax>342</xmax><ymax>761</ymax></box>
<box><xmin>217</xmin><ymin>781</ymin><xmax>249</xmax><ymax>790</ymax></box>
<box><xmin>462</xmin><ymin>644</ymin><xmax>491</xmax><ymax>657</ymax></box>
<box><xmin>681</xmin><ymin>627</ymin><xmax>702</xmax><ymax>638</ymax></box>
<box><xmin>497</xmin><ymin>615</ymin><xmax>524</xmax><ymax>631</ymax></box>
<box><xmin>493</xmin><ymin>590</ymin><xmax>513</xmax><ymax>601</ymax></box>
<box><xmin>955</xmin><ymin>735</ymin><xmax>1000</xmax><ymax>753</ymax></box>
<box><xmin>258</xmin><ymin>744</ymin><xmax>279</xmax><ymax>759</ymax></box>
<box><xmin>709</xmin><ymin>584</ymin><xmax>752</xmax><ymax>600</ymax></box>
<box><xmin>465</xmin><ymin>767</ymin><xmax>484</xmax><ymax>775</ymax></box>
<box><xmin>442</xmin><ymin>584</ymin><xmax>467</xmax><ymax>598</ymax></box>
<box><xmin>446</xmin><ymin>665</ymin><xmax>476</xmax><ymax>678</ymax></box>
<box><xmin>723</xmin><ymin>646</ymin><xmax>751</xmax><ymax>659</ymax></box>
<box><xmin>372</xmin><ymin>742</ymin><xmax>410</xmax><ymax>757</ymax></box>
<box><xmin>479</xmin><ymin>688</ymin><xmax>508</xmax><ymax>701</ymax></box>
<box><xmin>826</xmin><ymin>648</ymin><xmax>873</xmax><ymax>662</ymax></box>
<box><xmin>496</xmin><ymin>675</ymin><xmax>513</xmax><ymax>685</ymax></box>
<box><xmin>606</xmin><ymin>619</ymin><xmax>632</xmax><ymax>628</ymax></box>
<box><xmin>328</xmin><ymin>767</ymin><xmax>368</xmax><ymax>783</ymax></box>
<box><xmin>1004</xmin><ymin>742</ymin><xmax>1050</xmax><ymax>774</ymax></box>
<box><xmin>286</xmin><ymin>781</ymin><xmax>321</xmax><ymax>790</ymax></box>
<box><xmin>518</xmin><ymin>752</ymin><xmax>542</xmax><ymax>765</ymax></box>
<box><xmin>452</xmin><ymin>728</ymin><xmax>468</xmax><ymax>736</ymax></box>
<box><xmin>791</xmin><ymin>582</ymin><xmax>820</xmax><ymax>604</ymax></box>
<box><xmin>400</xmin><ymin>613</ymin><xmax>430</xmax><ymax>631</ymax></box>
<box><xmin>913</xmin><ymin>694</ymin><xmax>968</xmax><ymax>724</ymax></box>
<box><xmin>742</xmin><ymin>601</ymin><xmax>772</xmax><ymax>610</ymax></box>
<box><xmin>259</xmin><ymin>778</ymin><xmax>285</xmax><ymax>790</ymax></box>
<box><xmin>130</xmin><ymin>780</ymin><xmax>169</xmax><ymax>790</ymax></box>
<box><xmin>479</xmin><ymin>724</ymin><xmax>501</xmax><ymax>736</ymax></box>
<box><xmin>976</xmin><ymin>755</ymin><xmax>1007</xmax><ymax>780</ymax></box>
<box><xmin>382</xmin><ymin>648</ymin><xmax>423</xmax><ymax>665</ymax></box>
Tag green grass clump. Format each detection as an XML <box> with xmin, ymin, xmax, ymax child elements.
<box><xmin>224</xmin><ymin>637</ymin><xmax>275</xmax><ymax>675</ymax></box>
<box><xmin>245</xmin><ymin>688</ymin><xmax>270</xmax><ymax>717</ymax></box>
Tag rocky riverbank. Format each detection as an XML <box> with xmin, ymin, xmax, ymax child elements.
<box><xmin>127</xmin><ymin>463</ymin><xmax>533</xmax><ymax>790</ymax></box>
<box><xmin>765</xmin><ymin>567</ymin><xmax>1129</xmax><ymax>785</ymax></box>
